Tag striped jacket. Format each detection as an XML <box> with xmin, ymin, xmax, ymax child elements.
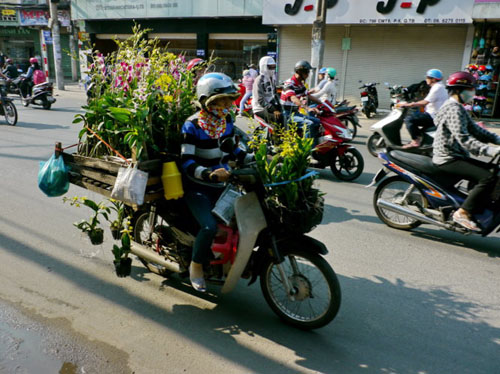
<box><xmin>181</xmin><ymin>114</ymin><xmax>249</xmax><ymax>184</ymax></box>
<box><xmin>280</xmin><ymin>75</ymin><xmax>307</xmax><ymax>110</ymax></box>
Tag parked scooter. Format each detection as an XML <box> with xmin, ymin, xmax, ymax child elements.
<box><xmin>10</xmin><ymin>76</ymin><xmax>56</xmax><ymax>110</ymax></box>
<box><xmin>359</xmin><ymin>81</ymin><xmax>379</xmax><ymax>118</ymax></box>
<box><xmin>0</xmin><ymin>79</ymin><xmax>17</xmax><ymax>126</ymax></box>
<box><xmin>255</xmin><ymin>101</ymin><xmax>364</xmax><ymax>181</ymax></box>
<box><xmin>369</xmin><ymin>149</ymin><xmax>500</xmax><ymax>237</ymax></box>
<box><xmin>126</xmin><ymin>142</ymin><xmax>341</xmax><ymax>330</ymax></box>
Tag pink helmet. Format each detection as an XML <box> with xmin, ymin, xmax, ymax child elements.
<box><xmin>29</xmin><ymin>57</ymin><xmax>38</xmax><ymax>64</ymax></box>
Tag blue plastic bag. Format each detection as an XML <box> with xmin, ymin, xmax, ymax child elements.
<box><xmin>38</xmin><ymin>154</ymin><xmax>69</xmax><ymax>197</ymax></box>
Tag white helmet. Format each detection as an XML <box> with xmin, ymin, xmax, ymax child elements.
<box><xmin>196</xmin><ymin>72</ymin><xmax>239</xmax><ymax>106</ymax></box>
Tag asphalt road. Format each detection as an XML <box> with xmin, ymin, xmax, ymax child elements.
<box><xmin>0</xmin><ymin>89</ymin><xmax>498</xmax><ymax>374</ymax></box>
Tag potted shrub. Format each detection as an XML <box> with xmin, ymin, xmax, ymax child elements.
<box><xmin>112</xmin><ymin>232</ymin><xmax>132</xmax><ymax>277</ymax></box>
<box><xmin>64</xmin><ymin>196</ymin><xmax>110</xmax><ymax>245</ymax></box>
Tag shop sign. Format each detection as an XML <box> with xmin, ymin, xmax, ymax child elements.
<box><xmin>0</xmin><ymin>27</ymin><xmax>31</xmax><ymax>36</ymax></box>
<box><xmin>43</xmin><ymin>30</ymin><xmax>52</xmax><ymax>44</ymax></box>
<box><xmin>71</xmin><ymin>0</ymin><xmax>262</xmax><ymax>20</ymax></box>
<box><xmin>1</xmin><ymin>9</ymin><xmax>18</xmax><ymax>23</ymax></box>
<box><xmin>263</xmin><ymin>0</ymin><xmax>475</xmax><ymax>25</ymax></box>
<box><xmin>19</xmin><ymin>9</ymin><xmax>71</xmax><ymax>27</ymax></box>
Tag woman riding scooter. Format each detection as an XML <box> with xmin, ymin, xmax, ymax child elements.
<box><xmin>433</xmin><ymin>71</ymin><xmax>500</xmax><ymax>231</ymax></box>
<box><xmin>181</xmin><ymin>72</ymin><xmax>252</xmax><ymax>292</ymax></box>
<box><xmin>20</xmin><ymin>57</ymin><xmax>42</xmax><ymax>98</ymax></box>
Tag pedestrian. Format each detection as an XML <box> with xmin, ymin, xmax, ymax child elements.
<box><xmin>399</xmin><ymin>68</ymin><xmax>448</xmax><ymax>148</ymax></box>
<box><xmin>238</xmin><ymin>69</ymin><xmax>254</xmax><ymax>116</ymax></box>
<box><xmin>432</xmin><ymin>71</ymin><xmax>500</xmax><ymax>231</ymax></box>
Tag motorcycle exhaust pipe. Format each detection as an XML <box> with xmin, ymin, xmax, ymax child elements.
<box><xmin>377</xmin><ymin>199</ymin><xmax>449</xmax><ymax>228</ymax></box>
<box><xmin>130</xmin><ymin>241</ymin><xmax>182</xmax><ymax>273</ymax></box>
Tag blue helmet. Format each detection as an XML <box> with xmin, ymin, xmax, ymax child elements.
<box><xmin>479</xmin><ymin>74</ymin><xmax>492</xmax><ymax>81</ymax></box>
<box><xmin>426</xmin><ymin>69</ymin><xmax>443</xmax><ymax>80</ymax></box>
<box><xmin>319</xmin><ymin>67</ymin><xmax>327</xmax><ymax>74</ymax></box>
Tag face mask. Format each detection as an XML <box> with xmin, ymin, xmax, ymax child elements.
<box><xmin>460</xmin><ymin>90</ymin><xmax>475</xmax><ymax>104</ymax></box>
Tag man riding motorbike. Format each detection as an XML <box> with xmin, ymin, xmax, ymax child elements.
<box><xmin>432</xmin><ymin>71</ymin><xmax>500</xmax><ymax>231</ymax></box>
<box><xmin>280</xmin><ymin>60</ymin><xmax>322</xmax><ymax>142</ymax></box>
<box><xmin>180</xmin><ymin>72</ymin><xmax>252</xmax><ymax>292</ymax></box>
<box><xmin>400</xmin><ymin>69</ymin><xmax>448</xmax><ymax>148</ymax></box>
<box><xmin>252</xmin><ymin>56</ymin><xmax>281</xmax><ymax>124</ymax></box>
<box><xmin>3</xmin><ymin>58</ymin><xmax>19</xmax><ymax>79</ymax></box>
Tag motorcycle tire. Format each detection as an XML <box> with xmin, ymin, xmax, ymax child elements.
<box><xmin>132</xmin><ymin>210</ymin><xmax>174</xmax><ymax>277</ymax></box>
<box><xmin>260</xmin><ymin>248</ymin><xmax>341</xmax><ymax>330</ymax></box>
<box><xmin>4</xmin><ymin>102</ymin><xmax>17</xmax><ymax>126</ymax></box>
<box><xmin>22</xmin><ymin>97</ymin><xmax>29</xmax><ymax>107</ymax></box>
<box><xmin>367</xmin><ymin>133</ymin><xmax>386</xmax><ymax>157</ymax></box>
<box><xmin>365</xmin><ymin>109</ymin><xmax>373</xmax><ymax>119</ymax></box>
<box><xmin>42</xmin><ymin>96</ymin><xmax>51</xmax><ymax>110</ymax></box>
<box><xmin>341</xmin><ymin>117</ymin><xmax>357</xmax><ymax>141</ymax></box>
<box><xmin>330</xmin><ymin>148</ymin><xmax>364</xmax><ymax>181</ymax></box>
<box><xmin>373</xmin><ymin>176</ymin><xmax>427</xmax><ymax>230</ymax></box>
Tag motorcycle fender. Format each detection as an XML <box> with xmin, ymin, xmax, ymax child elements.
<box><xmin>221</xmin><ymin>192</ymin><xmax>267</xmax><ymax>294</ymax></box>
<box><xmin>277</xmin><ymin>235</ymin><xmax>328</xmax><ymax>256</ymax></box>
<box><xmin>366</xmin><ymin>168</ymin><xmax>388</xmax><ymax>188</ymax></box>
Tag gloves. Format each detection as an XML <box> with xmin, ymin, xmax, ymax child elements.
<box><xmin>485</xmin><ymin>146</ymin><xmax>500</xmax><ymax>158</ymax></box>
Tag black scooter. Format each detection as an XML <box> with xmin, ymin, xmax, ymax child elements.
<box><xmin>359</xmin><ymin>81</ymin><xmax>378</xmax><ymax>118</ymax></box>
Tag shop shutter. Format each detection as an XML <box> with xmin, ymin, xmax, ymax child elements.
<box><xmin>279</xmin><ymin>25</ymin><xmax>467</xmax><ymax>109</ymax></box>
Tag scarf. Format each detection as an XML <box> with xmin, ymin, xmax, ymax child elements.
<box><xmin>198</xmin><ymin>108</ymin><xmax>227</xmax><ymax>139</ymax></box>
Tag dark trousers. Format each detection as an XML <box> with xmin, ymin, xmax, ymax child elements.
<box><xmin>405</xmin><ymin>112</ymin><xmax>434</xmax><ymax>140</ymax></box>
<box><xmin>20</xmin><ymin>79</ymin><xmax>32</xmax><ymax>98</ymax></box>
<box><xmin>185</xmin><ymin>190</ymin><xmax>218</xmax><ymax>264</ymax></box>
<box><xmin>435</xmin><ymin>158</ymin><xmax>496</xmax><ymax>213</ymax></box>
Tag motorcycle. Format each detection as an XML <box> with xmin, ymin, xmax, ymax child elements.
<box><xmin>255</xmin><ymin>101</ymin><xmax>364</xmax><ymax>181</ymax></box>
<box><xmin>0</xmin><ymin>80</ymin><xmax>18</xmax><ymax>126</ymax></box>
<box><xmin>125</xmin><ymin>145</ymin><xmax>341</xmax><ymax>330</ymax></box>
<box><xmin>366</xmin><ymin>105</ymin><xmax>435</xmax><ymax>157</ymax></box>
<box><xmin>369</xmin><ymin>148</ymin><xmax>500</xmax><ymax>237</ymax></box>
<box><xmin>10</xmin><ymin>76</ymin><xmax>56</xmax><ymax>110</ymax></box>
<box><xmin>359</xmin><ymin>81</ymin><xmax>379</xmax><ymax>118</ymax></box>
<box><xmin>331</xmin><ymin>101</ymin><xmax>360</xmax><ymax>141</ymax></box>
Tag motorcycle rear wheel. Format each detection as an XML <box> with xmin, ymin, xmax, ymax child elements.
<box><xmin>4</xmin><ymin>102</ymin><xmax>17</xmax><ymax>126</ymax></box>
<box><xmin>330</xmin><ymin>148</ymin><xmax>364</xmax><ymax>181</ymax></box>
<box><xmin>373</xmin><ymin>176</ymin><xmax>427</xmax><ymax>230</ymax></box>
<box><xmin>42</xmin><ymin>96</ymin><xmax>51</xmax><ymax>110</ymax></box>
<box><xmin>132</xmin><ymin>211</ymin><xmax>173</xmax><ymax>276</ymax></box>
<box><xmin>260</xmin><ymin>248</ymin><xmax>341</xmax><ymax>330</ymax></box>
<box><xmin>367</xmin><ymin>133</ymin><xmax>386</xmax><ymax>157</ymax></box>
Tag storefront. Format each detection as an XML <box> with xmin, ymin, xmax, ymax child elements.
<box><xmin>469</xmin><ymin>0</ymin><xmax>500</xmax><ymax>118</ymax></box>
<box><xmin>71</xmin><ymin>0</ymin><xmax>275</xmax><ymax>80</ymax></box>
<box><xmin>263</xmin><ymin>0</ymin><xmax>476</xmax><ymax>109</ymax></box>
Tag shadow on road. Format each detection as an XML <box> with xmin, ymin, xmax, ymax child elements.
<box><xmin>13</xmin><ymin>122</ymin><xmax>70</xmax><ymax>130</ymax></box>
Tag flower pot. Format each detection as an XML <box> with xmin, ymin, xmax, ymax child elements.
<box><xmin>114</xmin><ymin>257</ymin><xmax>132</xmax><ymax>277</ymax></box>
<box><xmin>110</xmin><ymin>227</ymin><xmax>121</xmax><ymax>240</ymax></box>
<box><xmin>88</xmin><ymin>228</ymin><xmax>104</xmax><ymax>245</ymax></box>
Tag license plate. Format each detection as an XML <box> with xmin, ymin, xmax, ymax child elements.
<box><xmin>361</xmin><ymin>97</ymin><xmax>369</xmax><ymax>102</ymax></box>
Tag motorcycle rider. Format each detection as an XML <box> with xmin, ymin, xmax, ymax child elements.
<box><xmin>20</xmin><ymin>57</ymin><xmax>42</xmax><ymax>98</ymax></box>
<box><xmin>311</xmin><ymin>67</ymin><xmax>328</xmax><ymax>91</ymax></box>
<box><xmin>400</xmin><ymin>69</ymin><xmax>448</xmax><ymax>148</ymax></box>
<box><xmin>433</xmin><ymin>71</ymin><xmax>500</xmax><ymax>231</ymax></box>
<box><xmin>3</xmin><ymin>58</ymin><xmax>19</xmax><ymax>79</ymax></box>
<box><xmin>311</xmin><ymin>67</ymin><xmax>337</xmax><ymax>103</ymax></box>
<box><xmin>252</xmin><ymin>56</ymin><xmax>282</xmax><ymax>124</ymax></box>
<box><xmin>280</xmin><ymin>60</ymin><xmax>323</xmax><ymax>141</ymax></box>
<box><xmin>181</xmin><ymin>72</ymin><xmax>251</xmax><ymax>292</ymax></box>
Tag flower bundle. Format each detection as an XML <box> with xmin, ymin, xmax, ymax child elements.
<box><xmin>74</xmin><ymin>24</ymin><xmax>200</xmax><ymax>161</ymax></box>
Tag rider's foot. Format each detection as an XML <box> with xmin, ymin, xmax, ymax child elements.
<box><xmin>452</xmin><ymin>209</ymin><xmax>481</xmax><ymax>232</ymax></box>
<box><xmin>189</xmin><ymin>262</ymin><xmax>206</xmax><ymax>292</ymax></box>
<box><xmin>402</xmin><ymin>138</ymin><xmax>422</xmax><ymax>148</ymax></box>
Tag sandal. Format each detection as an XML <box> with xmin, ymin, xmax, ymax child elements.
<box><xmin>190</xmin><ymin>276</ymin><xmax>207</xmax><ymax>293</ymax></box>
<box><xmin>452</xmin><ymin>211</ymin><xmax>481</xmax><ymax>232</ymax></box>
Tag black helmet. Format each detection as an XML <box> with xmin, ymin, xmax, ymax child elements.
<box><xmin>294</xmin><ymin>60</ymin><xmax>312</xmax><ymax>73</ymax></box>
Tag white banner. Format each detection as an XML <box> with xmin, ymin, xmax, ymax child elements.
<box><xmin>263</xmin><ymin>0</ymin><xmax>475</xmax><ymax>25</ymax></box>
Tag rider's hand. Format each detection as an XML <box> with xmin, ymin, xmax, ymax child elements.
<box><xmin>273</xmin><ymin>110</ymin><xmax>281</xmax><ymax>119</ymax></box>
<box><xmin>210</xmin><ymin>168</ymin><xmax>231</xmax><ymax>182</ymax></box>
<box><xmin>485</xmin><ymin>146</ymin><xmax>500</xmax><ymax>158</ymax></box>
<box><xmin>308</xmin><ymin>107</ymin><xmax>320</xmax><ymax>114</ymax></box>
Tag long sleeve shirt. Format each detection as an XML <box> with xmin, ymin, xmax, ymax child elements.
<box><xmin>433</xmin><ymin>98</ymin><xmax>500</xmax><ymax>165</ymax></box>
<box><xmin>311</xmin><ymin>79</ymin><xmax>337</xmax><ymax>103</ymax></box>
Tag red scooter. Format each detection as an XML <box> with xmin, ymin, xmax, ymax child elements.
<box><xmin>253</xmin><ymin>102</ymin><xmax>364</xmax><ymax>181</ymax></box>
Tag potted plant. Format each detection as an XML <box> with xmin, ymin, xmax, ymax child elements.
<box><xmin>63</xmin><ymin>196</ymin><xmax>110</xmax><ymax>245</ymax></box>
<box><xmin>108</xmin><ymin>198</ymin><xmax>127</xmax><ymax>240</ymax></box>
<box><xmin>112</xmin><ymin>232</ymin><xmax>132</xmax><ymax>277</ymax></box>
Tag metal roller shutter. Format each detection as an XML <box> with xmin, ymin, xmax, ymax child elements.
<box><xmin>279</xmin><ymin>25</ymin><xmax>467</xmax><ymax>109</ymax></box>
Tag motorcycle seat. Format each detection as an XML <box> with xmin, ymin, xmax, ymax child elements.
<box><xmin>389</xmin><ymin>150</ymin><xmax>442</xmax><ymax>175</ymax></box>
<box><xmin>335</xmin><ymin>105</ymin><xmax>356</xmax><ymax>113</ymax></box>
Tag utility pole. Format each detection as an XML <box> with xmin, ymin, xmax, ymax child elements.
<box><xmin>69</xmin><ymin>23</ymin><xmax>78</xmax><ymax>82</ymax></box>
<box><xmin>49</xmin><ymin>0</ymin><xmax>65</xmax><ymax>90</ymax></box>
<box><xmin>310</xmin><ymin>0</ymin><xmax>327</xmax><ymax>87</ymax></box>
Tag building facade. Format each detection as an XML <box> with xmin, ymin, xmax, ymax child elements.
<box><xmin>71</xmin><ymin>0</ymin><xmax>276</xmax><ymax>80</ymax></box>
<box><xmin>264</xmin><ymin>0</ymin><xmax>476</xmax><ymax>109</ymax></box>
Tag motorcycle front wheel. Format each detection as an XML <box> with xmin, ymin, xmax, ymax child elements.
<box><xmin>330</xmin><ymin>148</ymin><xmax>364</xmax><ymax>181</ymax></box>
<box><xmin>373</xmin><ymin>176</ymin><xmax>427</xmax><ymax>230</ymax></box>
<box><xmin>367</xmin><ymin>133</ymin><xmax>386</xmax><ymax>157</ymax></box>
<box><xmin>4</xmin><ymin>102</ymin><xmax>17</xmax><ymax>126</ymax></box>
<box><xmin>260</xmin><ymin>248</ymin><xmax>341</xmax><ymax>330</ymax></box>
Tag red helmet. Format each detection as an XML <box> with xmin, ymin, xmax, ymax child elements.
<box><xmin>187</xmin><ymin>58</ymin><xmax>203</xmax><ymax>71</ymax></box>
<box><xmin>446</xmin><ymin>71</ymin><xmax>476</xmax><ymax>89</ymax></box>
<box><xmin>478</xmin><ymin>65</ymin><xmax>487</xmax><ymax>72</ymax></box>
<box><xmin>29</xmin><ymin>57</ymin><xmax>38</xmax><ymax>64</ymax></box>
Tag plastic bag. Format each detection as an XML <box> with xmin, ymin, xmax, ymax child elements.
<box><xmin>38</xmin><ymin>154</ymin><xmax>69</xmax><ymax>197</ymax></box>
<box><xmin>111</xmin><ymin>165</ymin><xmax>148</xmax><ymax>205</ymax></box>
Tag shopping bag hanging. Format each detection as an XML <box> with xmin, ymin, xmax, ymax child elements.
<box><xmin>111</xmin><ymin>165</ymin><xmax>148</xmax><ymax>205</ymax></box>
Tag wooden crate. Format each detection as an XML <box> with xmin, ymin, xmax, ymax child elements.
<box><xmin>62</xmin><ymin>152</ymin><xmax>164</xmax><ymax>204</ymax></box>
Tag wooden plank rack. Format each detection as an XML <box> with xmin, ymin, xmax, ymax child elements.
<box><xmin>60</xmin><ymin>150</ymin><xmax>164</xmax><ymax>204</ymax></box>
